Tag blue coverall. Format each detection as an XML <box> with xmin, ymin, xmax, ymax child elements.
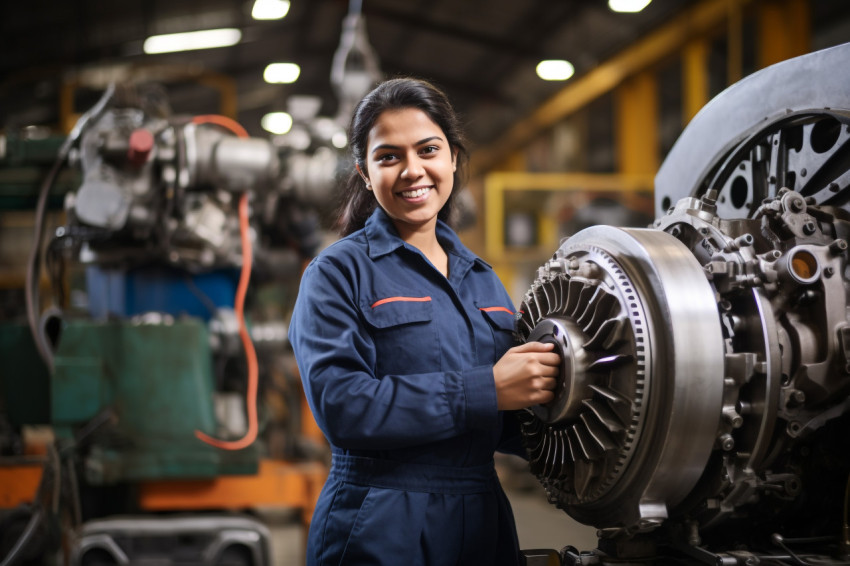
<box><xmin>289</xmin><ymin>207</ymin><xmax>526</xmax><ymax>566</ymax></box>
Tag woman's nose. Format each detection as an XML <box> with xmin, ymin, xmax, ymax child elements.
<box><xmin>401</xmin><ymin>156</ymin><xmax>424</xmax><ymax>179</ymax></box>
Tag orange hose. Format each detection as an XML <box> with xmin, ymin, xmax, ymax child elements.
<box><xmin>192</xmin><ymin>114</ymin><xmax>250</xmax><ymax>138</ymax></box>
<box><xmin>195</xmin><ymin>193</ymin><xmax>259</xmax><ymax>450</ymax></box>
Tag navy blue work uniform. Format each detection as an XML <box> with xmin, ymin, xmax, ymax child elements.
<box><xmin>289</xmin><ymin>207</ymin><xmax>525</xmax><ymax>566</ymax></box>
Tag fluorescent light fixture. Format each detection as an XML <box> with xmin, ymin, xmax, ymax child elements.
<box><xmin>609</xmin><ymin>0</ymin><xmax>652</xmax><ymax>13</ymax></box>
<box><xmin>143</xmin><ymin>28</ymin><xmax>241</xmax><ymax>54</ymax></box>
<box><xmin>264</xmin><ymin>63</ymin><xmax>301</xmax><ymax>84</ymax></box>
<box><xmin>536</xmin><ymin>60</ymin><xmax>575</xmax><ymax>81</ymax></box>
<box><xmin>262</xmin><ymin>112</ymin><xmax>293</xmax><ymax>135</ymax></box>
<box><xmin>252</xmin><ymin>0</ymin><xmax>290</xmax><ymax>20</ymax></box>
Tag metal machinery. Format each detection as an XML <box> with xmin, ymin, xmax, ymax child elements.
<box><xmin>517</xmin><ymin>42</ymin><xmax>850</xmax><ymax>565</ymax></box>
<box><xmin>0</xmin><ymin>83</ymin><xmax>340</xmax><ymax>565</ymax></box>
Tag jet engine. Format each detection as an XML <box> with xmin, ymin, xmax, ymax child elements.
<box><xmin>517</xmin><ymin>43</ymin><xmax>850</xmax><ymax>565</ymax></box>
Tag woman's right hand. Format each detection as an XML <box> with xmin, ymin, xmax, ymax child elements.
<box><xmin>493</xmin><ymin>342</ymin><xmax>561</xmax><ymax>410</ymax></box>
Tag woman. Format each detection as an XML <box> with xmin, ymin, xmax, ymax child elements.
<box><xmin>288</xmin><ymin>78</ymin><xmax>560</xmax><ymax>565</ymax></box>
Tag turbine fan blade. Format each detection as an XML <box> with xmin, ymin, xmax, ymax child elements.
<box><xmin>580</xmin><ymin>412</ymin><xmax>618</xmax><ymax>452</ymax></box>
<box><xmin>576</xmin><ymin>285</ymin><xmax>605</xmax><ymax>328</ymax></box>
<box><xmin>583</xmin><ymin>398</ymin><xmax>627</xmax><ymax>433</ymax></box>
<box><xmin>570</xmin><ymin>423</ymin><xmax>602</xmax><ymax>460</ymax></box>
<box><xmin>564</xmin><ymin>279</ymin><xmax>587</xmax><ymax>317</ymax></box>
<box><xmin>587</xmin><ymin>353</ymin><xmax>634</xmax><ymax>372</ymax></box>
<box><xmin>541</xmin><ymin>279</ymin><xmax>558</xmax><ymax>317</ymax></box>
<box><xmin>584</xmin><ymin>315</ymin><xmax>624</xmax><ymax>350</ymax></box>
<box><xmin>588</xmin><ymin>384</ymin><xmax>633</xmax><ymax>429</ymax></box>
<box><xmin>583</xmin><ymin>292</ymin><xmax>618</xmax><ymax>336</ymax></box>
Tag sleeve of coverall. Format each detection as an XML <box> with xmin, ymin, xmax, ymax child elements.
<box><xmin>289</xmin><ymin>258</ymin><xmax>499</xmax><ymax>451</ymax></box>
<box><xmin>497</xmin><ymin>411</ymin><xmax>527</xmax><ymax>458</ymax></box>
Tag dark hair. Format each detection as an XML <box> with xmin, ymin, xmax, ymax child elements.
<box><xmin>335</xmin><ymin>78</ymin><xmax>469</xmax><ymax>236</ymax></box>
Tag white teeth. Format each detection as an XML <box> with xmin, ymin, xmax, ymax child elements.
<box><xmin>400</xmin><ymin>187</ymin><xmax>430</xmax><ymax>198</ymax></box>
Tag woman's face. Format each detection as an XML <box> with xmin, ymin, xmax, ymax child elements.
<box><xmin>359</xmin><ymin>107</ymin><xmax>457</xmax><ymax>239</ymax></box>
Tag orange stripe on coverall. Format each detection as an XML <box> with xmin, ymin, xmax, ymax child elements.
<box><xmin>371</xmin><ymin>296</ymin><xmax>433</xmax><ymax>308</ymax></box>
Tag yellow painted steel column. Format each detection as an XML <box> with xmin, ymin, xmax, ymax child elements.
<box><xmin>470</xmin><ymin>0</ymin><xmax>753</xmax><ymax>177</ymax></box>
<box><xmin>197</xmin><ymin>72</ymin><xmax>239</xmax><ymax>120</ymax></box>
<box><xmin>484</xmin><ymin>173</ymin><xmax>507</xmax><ymax>271</ymax></box>
<box><xmin>616</xmin><ymin>71</ymin><xmax>659</xmax><ymax>177</ymax></box>
<box><xmin>757</xmin><ymin>0</ymin><xmax>810</xmax><ymax>69</ymax></box>
<box><xmin>682</xmin><ymin>40</ymin><xmax>710</xmax><ymax>124</ymax></box>
<box><xmin>59</xmin><ymin>80</ymin><xmax>79</xmax><ymax>134</ymax></box>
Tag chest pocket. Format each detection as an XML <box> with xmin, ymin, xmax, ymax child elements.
<box><xmin>478</xmin><ymin>306</ymin><xmax>518</xmax><ymax>363</ymax></box>
<box><xmin>361</xmin><ymin>297</ymin><xmax>441</xmax><ymax>376</ymax></box>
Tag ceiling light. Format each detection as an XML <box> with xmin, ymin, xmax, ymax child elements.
<box><xmin>331</xmin><ymin>132</ymin><xmax>348</xmax><ymax>149</ymax></box>
<box><xmin>608</xmin><ymin>0</ymin><xmax>652</xmax><ymax>13</ymax></box>
<box><xmin>143</xmin><ymin>28</ymin><xmax>241</xmax><ymax>54</ymax></box>
<box><xmin>252</xmin><ymin>0</ymin><xmax>290</xmax><ymax>20</ymax></box>
<box><xmin>536</xmin><ymin>60</ymin><xmax>575</xmax><ymax>81</ymax></box>
<box><xmin>264</xmin><ymin>63</ymin><xmax>301</xmax><ymax>84</ymax></box>
<box><xmin>262</xmin><ymin>112</ymin><xmax>293</xmax><ymax>135</ymax></box>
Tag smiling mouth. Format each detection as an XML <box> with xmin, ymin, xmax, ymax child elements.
<box><xmin>399</xmin><ymin>187</ymin><xmax>432</xmax><ymax>199</ymax></box>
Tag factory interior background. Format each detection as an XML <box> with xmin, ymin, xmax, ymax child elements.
<box><xmin>2</xmin><ymin>0</ymin><xmax>850</xmax><ymax>564</ymax></box>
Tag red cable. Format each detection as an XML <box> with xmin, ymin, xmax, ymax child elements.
<box><xmin>195</xmin><ymin>193</ymin><xmax>259</xmax><ymax>450</ymax></box>
<box><xmin>191</xmin><ymin>114</ymin><xmax>250</xmax><ymax>138</ymax></box>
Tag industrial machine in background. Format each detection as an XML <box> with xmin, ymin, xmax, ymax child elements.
<box><xmin>0</xmin><ymin>6</ymin><xmax>387</xmax><ymax>563</ymax></box>
<box><xmin>0</xmin><ymin>82</ymin><xmax>342</xmax><ymax>565</ymax></box>
<box><xmin>517</xmin><ymin>42</ymin><xmax>850</xmax><ymax>565</ymax></box>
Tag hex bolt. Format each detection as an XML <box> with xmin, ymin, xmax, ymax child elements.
<box><xmin>723</xmin><ymin>408</ymin><xmax>744</xmax><ymax>428</ymax></box>
<box><xmin>789</xmin><ymin>197</ymin><xmax>805</xmax><ymax>212</ymax></box>
<box><xmin>825</xmin><ymin>266</ymin><xmax>835</xmax><ymax>278</ymax></box>
<box><xmin>719</xmin><ymin>434</ymin><xmax>735</xmax><ymax>451</ymax></box>
<box><xmin>803</xmin><ymin>221</ymin><xmax>817</xmax><ymax>235</ymax></box>
<box><xmin>686</xmin><ymin>521</ymin><xmax>702</xmax><ymax>547</ymax></box>
<box><xmin>788</xmin><ymin>421</ymin><xmax>802</xmax><ymax>437</ymax></box>
<box><xmin>735</xmin><ymin>234</ymin><xmax>754</xmax><ymax>247</ymax></box>
<box><xmin>830</xmin><ymin>239</ymin><xmax>848</xmax><ymax>254</ymax></box>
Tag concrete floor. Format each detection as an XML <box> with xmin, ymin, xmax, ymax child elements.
<box><xmin>508</xmin><ymin>483</ymin><xmax>599</xmax><ymax>555</ymax></box>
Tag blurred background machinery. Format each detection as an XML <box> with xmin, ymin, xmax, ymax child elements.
<box><xmin>516</xmin><ymin>42</ymin><xmax>850</xmax><ymax>566</ymax></box>
<box><xmin>0</xmin><ymin>81</ymin><xmax>342</xmax><ymax>565</ymax></box>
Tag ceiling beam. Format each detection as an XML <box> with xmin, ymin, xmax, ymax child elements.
<box><xmin>365</xmin><ymin>4</ymin><xmax>542</xmax><ymax>60</ymax></box>
<box><xmin>469</xmin><ymin>0</ymin><xmax>755</xmax><ymax>176</ymax></box>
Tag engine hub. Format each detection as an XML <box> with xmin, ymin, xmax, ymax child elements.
<box><xmin>517</xmin><ymin>226</ymin><xmax>726</xmax><ymax>533</ymax></box>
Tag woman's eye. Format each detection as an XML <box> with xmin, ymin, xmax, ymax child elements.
<box><xmin>420</xmin><ymin>145</ymin><xmax>439</xmax><ymax>155</ymax></box>
<box><xmin>377</xmin><ymin>153</ymin><xmax>398</xmax><ymax>162</ymax></box>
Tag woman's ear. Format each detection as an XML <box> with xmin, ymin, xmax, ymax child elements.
<box><xmin>451</xmin><ymin>148</ymin><xmax>458</xmax><ymax>172</ymax></box>
<box><xmin>355</xmin><ymin>163</ymin><xmax>372</xmax><ymax>190</ymax></box>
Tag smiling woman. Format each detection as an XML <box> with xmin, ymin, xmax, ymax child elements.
<box><xmin>287</xmin><ymin>78</ymin><xmax>562</xmax><ymax>566</ymax></box>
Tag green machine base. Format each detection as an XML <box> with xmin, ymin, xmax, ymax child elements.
<box><xmin>0</xmin><ymin>318</ymin><xmax>257</xmax><ymax>484</ymax></box>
